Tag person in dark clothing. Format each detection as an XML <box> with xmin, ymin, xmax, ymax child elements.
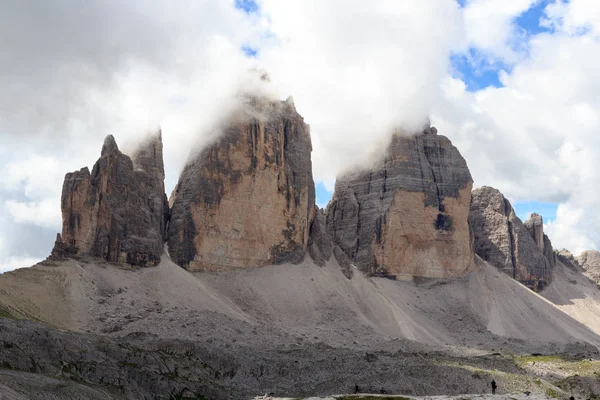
<box><xmin>354</xmin><ymin>384</ymin><xmax>359</xmax><ymax>394</ymax></box>
<box><xmin>491</xmin><ymin>380</ymin><xmax>497</xmax><ymax>394</ymax></box>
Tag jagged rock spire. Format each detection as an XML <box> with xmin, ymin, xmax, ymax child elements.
<box><xmin>469</xmin><ymin>187</ymin><xmax>554</xmax><ymax>291</ymax></box>
<box><xmin>52</xmin><ymin>134</ymin><xmax>167</xmax><ymax>267</ymax></box>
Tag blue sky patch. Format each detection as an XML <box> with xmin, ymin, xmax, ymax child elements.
<box><xmin>241</xmin><ymin>45</ymin><xmax>258</xmax><ymax>57</ymax></box>
<box><xmin>451</xmin><ymin>50</ymin><xmax>508</xmax><ymax>92</ymax></box>
<box><xmin>316</xmin><ymin>181</ymin><xmax>334</xmax><ymax>208</ymax></box>
<box><xmin>513</xmin><ymin>201</ymin><xmax>558</xmax><ymax>224</ymax></box>
<box><xmin>451</xmin><ymin>0</ymin><xmax>550</xmax><ymax>92</ymax></box>
<box><xmin>516</xmin><ymin>0</ymin><xmax>553</xmax><ymax>36</ymax></box>
<box><xmin>235</xmin><ymin>0</ymin><xmax>259</xmax><ymax>14</ymax></box>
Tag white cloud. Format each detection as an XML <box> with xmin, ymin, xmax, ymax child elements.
<box><xmin>545</xmin><ymin>204</ymin><xmax>598</xmax><ymax>255</ymax></box>
<box><xmin>462</xmin><ymin>0</ymin><xmax>539</xmax><ymax>63</ymax></box>
<box><xmin>0</xmin><ymin>235</ymin><xmax>40</xmax><ymax>273</ymax></box>
<box><xmin>0</xmin><ymin>256</ymin><xmax>41</xmax><ymax>274</ymax></box>
<box><xmin>0</xmin><ymin>0</ymin><xmax>599</xmax><ymax>272</ymax></box>
<box><xmin>257</xmin><ymin>0</ymin><xmax>465</xmax><ymax>183</ymax></box>
<box><xmin>5</xmin><ymin>199</ymin><xmax>61</xmax><ymax>229</ymax></box>
<box><xmin>433</xmin><ymin>10</ymin><xmax>600</xmax><ymax>253</ymax></box>
<box><xmin>543</xmin><ymin>0</ymin><xmax>600</xmax><ymax>36</ymax></box>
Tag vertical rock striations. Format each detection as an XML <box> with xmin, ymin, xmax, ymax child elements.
<box><xmin>54</xmin><ymin>133</ymin><xmax>167</xmax><ymax>266</ymax></box>
<box><xmin>578</xmin><ymin>250</ymin><xmax>600</xmax><ymax>284</ymax></box>
<box><xmin>524</xmin><ymin>213</ymin><xmax>556</xmax><ymax>269</ymax></box>
<box><xmin>167</xmin><ymin>97</ymin><xmax>316</xmax><ymax>271</ymax></box>
<box><xmin>326</xmin><ymin>126</ymin><xmax>474</xmax><ymax>278</ymax></box>
<box><xmin>131</xmin><ymin>131</ymin><xmax>170</xmax><ymax>241</ymax></box>
<box><xmin>469</xmin><ymin>187</ymin><xmax>553</xmax><ymax>290</ymax></box>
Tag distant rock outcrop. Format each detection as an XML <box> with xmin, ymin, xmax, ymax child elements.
<box><xmin>469</xmin><ymin>187</ymin><xmax>553</xmax><ymax>290</ymax></box>
<box><xmin>167</xmin><ymin>97</ymin><xmax>316</xmax><ymax>271</ymax></box>
<box><xmin>524</xmin><ymin>213</ymin><xmax>556</xmax><ymax>268</ymax></box>
<box><xmin>326</xmin><ymin>125</ymin><xmax>474</xmax><ymax>278</ymax></box>
<box><xmin>578</xmin><ymin>250</ymin><xmax>600</xmax><ymax>284</ymax></box>
<box><xmin>556</xmin><ymin>249</ymin><xmax>581</xmax><ymax>271</ymax></box>
<box><xmin>53</xmin><ymin>133</ymin><xmax>167</xmax><ymax>266</ymax></box>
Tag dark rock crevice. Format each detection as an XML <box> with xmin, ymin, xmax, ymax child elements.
<box><xmin>504</xmin><ymin>198</ymin><xmax>518</xmax><ymax>279</ymax></box>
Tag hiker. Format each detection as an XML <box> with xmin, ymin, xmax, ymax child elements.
<box><xmin>491</xmin><ymin>380</ymin><xmax>497</xmax><ymax>394</ymax></box>
<box><xmin>354</xmin><ymin>384</ymin><xmax>360</xmax><ymax>394</ymax></box>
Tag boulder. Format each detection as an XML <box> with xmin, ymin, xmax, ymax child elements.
<box><xmin>167</xmin><ymin>96</ymin><xmax>316</xmax><ymax>271</ymax></box>
<box><xmin>469</xmin><ymin>186</ymin><xmax>553</xmax><ymax>290</ymax></box>
<box><xmin>578</xmin><ymin>250</ymin><xmax>600</xmax><ymax>284</ymax></box>
<box><xmin>326</xmin><ymin>125</ymin><xmax>474</xmax><ymax>278</ymax></box>
<box><xmin>54</xmin><ymin>133</ymin><xmax>167</xmax><ymax>266</ymax></box>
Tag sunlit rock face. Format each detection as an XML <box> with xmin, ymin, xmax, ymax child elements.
<box><xmin>579</xmin><ymin>250</ymin><xmax>600</xmax><ymax>284</ymax></box>
<box><xmin>167</xmin><ymin>97</ymin><xmax>316</xmax><ymax>271</ymax></box>
<box><xmin>469</xmin><ymin>187</ymin><xmax>554</xmax><ymax>291</ymax></box>
<box><xmin>55</xmin><ymin>133</ymin><xmax>167</xmax><ymax>266</ymax></box>
<box><xmin>326</xmin><ymin>126</ymin><xmax>474</xmax><ymax>278</ymax></box>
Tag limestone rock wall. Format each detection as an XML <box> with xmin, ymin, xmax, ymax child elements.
<box><xmin>469</xmin><ymin>187</ymin><xmax>553</xmax><ymax>290</ymax></box>
<box><xmin>167</xmin><ymin>97</ymin><xmax>316</xmax><ymax>271</ymax></box>
<box><xmin>326</xmin><ymin>127</ymin><xmax>474</xmax><ymax>278</ymax></box>
<box><xmin>556</xmin><ymin>249</ymin><xmax>581</xmax><ymax>271</ymax></box>
<box><xmin>578</xmin><ymin>250</ymin><xmax>600</xmax><ymax>284</ymax></box>
<box><xmin>56</xmin><ymin>134</ymin><xmax>167</xmax><ymax>266</ymax></box>
<box><xmin>524</xmin><ymin>213</ymin><xmax>556</xmax><ymax>268</ymax></box>
<box><xmin>131</xmin><ymin>131</ymin><xmax>170</xmax><ymax>241</ymax></box>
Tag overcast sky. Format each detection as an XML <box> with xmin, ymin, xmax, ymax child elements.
<box><xmin>1</xmin><ymin>0</ymin><xmax>598</xmax><ymax>272</ymax></box>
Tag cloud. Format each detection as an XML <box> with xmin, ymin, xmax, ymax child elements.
<box><xmin>5</xmin><ymin>199</ymin><xmax>61</xmax><ymax>229</ymax></box>
<box><xmin>432</xmin><ymin>3</ymin><xmax>600</xmax><ymax>253</ymax></box>
<box><xmin>463</xmin><ymin>0</ymin><xmax>539</xmax><ymax>63</ymax></box>
<box><xmin>0</xmin><ymin>0</ymin><xmax>268</xmax><ymax>266</ymax></box>
<box><xmin>256</xmin><ymin>0</ymin><xmax>465</xmax><ymax>182</ymax></box>
<box><xmin>0</xmin><ymin>0</ymin><xmax>599</xmax><ymax>270</ymax></box>
<box><xmin>543</xmin><ymin>0</ymin><xmax>600</xmax><ymax>36</ymax></box>
<box><xmin>0</xmin><ymin>256</ymin><xmax>41</xmax><ymax>274</ymax></box>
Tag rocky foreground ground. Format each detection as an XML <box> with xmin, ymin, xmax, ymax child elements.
<box><xmin>0</xmin><ymin>316</ymin><xmax>598</xmax><ymax>400</ymax></box>
<box><xmin>254</xmin><ymin>394</ymin><xmax>562</xmax><ymax>400</ymax></box>
<box><xmin>0</xmin><ymin>255</ymin><xmax>599</xmax><ymax>399</ymax></box>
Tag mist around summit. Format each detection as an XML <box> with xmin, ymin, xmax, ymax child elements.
<box><xmin>1</xmin><ymin>1</ymin><xmax>600</xmax><ymax>399</ymax></box>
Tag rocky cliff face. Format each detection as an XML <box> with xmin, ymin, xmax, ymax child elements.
<box><xmin>578</xmin><ymin>250</ymin><xmax>600</xmax><ymax>284</ymax></box>
<box><xmin>469</xmin><ymin>187</ymin><xmax>553</xmax><ymax>290</ymax></box>
<box><xmin>167</xmin><ymin>97</ymin><xmax>316</xmax><ymax>271</ymax></box>
<box><xmin>326</xmin><ymin>126</ymin><xmax>474</xmax><ymax>278</ymax></box>
<box><xmin>131</xmin><ymin>131</ymin><xmax>170</xmax><ymax>241</ymax></box>
<box><xmin>524</xmin><ymin>213</ymin><xmax>556</xmax><ymax>269</ymax></box>
<box><xmin>54</xmin><ymin>133</ymin><xmax>167</xmax><ymax>266</ymax></box>
<box><xmin>556</xmin><ymin>249</ymin><xmax>581</xmax><ymax>270</ymax></box>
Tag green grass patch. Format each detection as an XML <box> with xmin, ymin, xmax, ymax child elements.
<box><xmin>515</xmin><ymin>355</ymin><xmax>600</xmax><ymax>377</ymax></box>
<box><xmin>517</xmin><ymin>355</ymin><xmax>564</xmax><ymax>363</ymax></box>
<box><xmin>0</xmin><ymin>305</ymin><xmax>17</xmax><ymax>320</ymax></box>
